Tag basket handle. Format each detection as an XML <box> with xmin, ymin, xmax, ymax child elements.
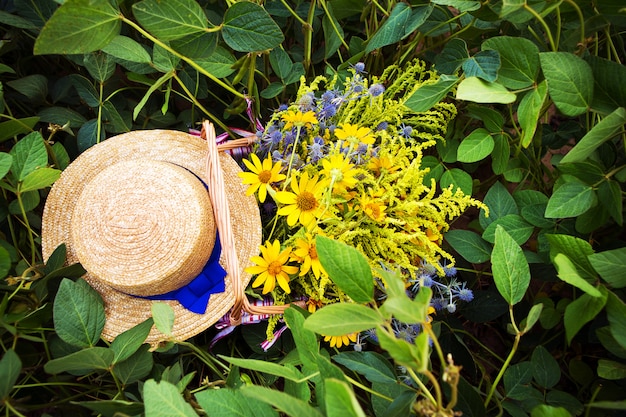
<box><xmin>201</xmin><ymin>121</ymin><xmax>303</xmax><ymax>325</ymax></box>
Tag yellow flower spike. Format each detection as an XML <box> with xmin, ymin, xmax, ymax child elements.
<box><xmin>282</xmin><ymin>110</ymin><xmax>318</xmax><ymax>130</ymax></box>
<box><xmin>334</xmin><ymin>123</ymin><xmax>375</xmax><ymax>145</ymax></box>
<box><xmin>323</xmin><ymin>332</ymin><xmax>358</xmax><ymax>348</ymax></box>
<box><xmin>320</xmin><ymin>154</ymin><xmax>358</xmax><ymax>192</ymax></box>
<box><xmin>246</xmin><ymin>240</ymin><xmax>299</xmax><ymax>294</ymax></box>
<box><xmin>274</xmin><ymin>172</ymin><xmax>326</xmax><ymax>228</ymax></box>
<box><xmin>239</xmin><ymin>154</ymin><xmax>286</xmax><ymax>203</ymax></box>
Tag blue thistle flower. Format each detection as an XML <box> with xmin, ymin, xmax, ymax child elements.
<box><xmin>369</xmin><ymin>83</ymin><xmax>385</xmax><ymax>97</ymax></box>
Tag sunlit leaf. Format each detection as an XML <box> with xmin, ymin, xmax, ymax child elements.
<box><xmin>132</xmin><ymin>0</ymin><xmax>208</xmax><ymax>41</ymax></box>
<box><xmin>491</xmin><ymin>226</ymin><xmax>530</xmax><ymax>305</ymax></box>
<box><xmin>540</xmin><ymin>52</ymin><xmax>593</xmax><ymax>116</ymax></box>
<box><xmin>456</xmin><ymin>77</ymin><xmax>516</xmax><ymax>104</ymax></box>
<box><xmin>222</xmin><ymin>2</ymin><xmax>284</xmax><ymax>52</ymax></box>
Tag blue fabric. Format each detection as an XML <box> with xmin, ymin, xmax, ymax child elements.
<box><xmin>147</xmin><ymin>235</ymin><xmax>226</xmax><ymax>314</ymax></box>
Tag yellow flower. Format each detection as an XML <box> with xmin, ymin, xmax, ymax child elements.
<box><xmin>306</xmin><ymin>298</ymin><xmax>323</xmax><ymax>313</ymax></box>
<box><xmin>367</xmin><ymin>155</ymin><xmax>399</xmax><ymax>177</ymax></box>
<box><xmin>292</xmin><ymin>233</ymin><xmax>326</xmax><ymax>278</ymax></box>
<box><xmin>323</xmin><ymin>332</ymin><xmax>358</xmax><ymax>348</ymax></box>
<box><xmin>282</xmin><ymin>110</ymin><xmax>318</xmax><ymax>130</ymax></box>
<box><xmin>424</xmin><ymin>306</ymin><xmax>436</xmax><ymax>331</ymax></box>
<box><xmin>334</xmin><ymin>123</ymin><xmax>375</xmax><ymax>145</ymax></box>
<box><xmin>359</xmin><ymin>192</ymin><xmax>387</xmax><ymax>222</ymax></box>
<box><xmin>239</xmin><ymin>154</ymin><xmax>286</xmax><ymax>203</ymax></box>
<box><xmin>320</xmin><ymin>154</ymin><xmax>358</xmax><ymax>192</ymax></box>
<box><xmin>246</xmin><ymin>240</ymin><xmax>299</xmax><ymax>294</ymax></box>
<box><xmin>275</xmin><ymin>173</ymin><xmax>326</xmax><ymax>228</ymax></box>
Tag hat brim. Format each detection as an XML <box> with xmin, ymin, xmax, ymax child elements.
<box><xmin>42</xmin><ymin>130</ymin><xmax>262</xmax><ymax>344</ymax></box>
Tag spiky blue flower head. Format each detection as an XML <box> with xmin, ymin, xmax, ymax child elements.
<box><xmin>298</xmin><ymin>92</ymin><xmax>316</xmax><ymax>111</ymax></box>
<box><xmin>278</xmin><ymin>104</ymin><xmax>289</xmax><ymax>111</ymax></box>
<box><xmin>458</xmin><ymin>287</ymin><xmax>474</xmax><ymax>302</ymax></box>
<box><xmin>399</xmin><ymin>123</ymin><xmax>413</xmax><ymax>139</ymax></box>
<box><xmin>376</xmin><ymin>121</ymin><xmax>389</xmax><ymax>131</ymax></box>
<box><xmin>446</xmin><ymin>303</ymin><xmax>457</xmax><ymax>313</ymax></box>
<box><xmin>444</xmin><ymin>265</ymin><xmax>458</xmax><ymax>277</ymax></box>
<box><xmin>369</xmin><ymin>83</ymin><xmax>385</xmax><ymax>97</ymax></box>
<box><xmin>353</xmin><ymin>62</ymin><xmax>366</xmax><ymax>73</ymax></box>
<box><xmin>318</xmin><ymin>103</ymin><xmax>337</xmax><ymax>120</ymax></box>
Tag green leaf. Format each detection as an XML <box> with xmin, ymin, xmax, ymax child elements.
<box><xmin>587</xmin><ymin>55</ymin><xmax>626</xmax><ymax>113</ymax></box>
<box><xmin>69</xmin><ymin>74</ymin><xmax>99</xmax><ymax>107</ymax></box>
<box><xmin>269</xmin><ymin>48</ymin><xmax>293</xmax><ymax>81</ymax></box>
<box><xmin>482</xmin><ymin>36</ymin><xmax>539</xmax><ymax>89</ymax></box>
<box><xmin>518</xmin><ymin>80</ymin><xmax>548</xmax><ymax>147</ymax></box>
<box><xmin>0</xmin><ymin>117</ymin><xmax>39</xmax><ymax>143</ymax></box>
<box><xmin>559</xmin><ymin>107</ymin><xmax>626</xmax><ymax>164</ymax></box>
<box><xmin>316</xmin><ymin>236</ymin><xmax>373</xmax><ymax>303</ymax></box>
<box><xmin>405</xmin><ymin>75</ymin><xmax>459</xmax><ymax>112</ymax></box>
<box><xmin>381</xmin><ymin>286</ymin><xmax>432</xmax><ymax>324</ymax></box>
<box><xmin>110</xmin><ymin>318</ymin><xmax>154</xmax><ymax>364</ymax></box>
<box><xmin>531</xmin><ymin>405</ymin><xmax>572</xmax><ymax>417</ymax></box>
<box><xmin>482</xmin><ymin>214</ymin><xmax>534</xmax><ymax>245</ymax></box>
<box><xmin>304</xmin><ymin>303</ymin><xmax>383</xmax><ymax>336</ymax></box>
<box><xmin>220</xmin><ymin>356</ymin><xmax>303</xmax><ymax>381</ymax></box>
<box><xmin>195</xmin><ymin>388</ymin><xmax>278</xmax><ymax>417</ymax></box>
<box><xmin>434</xmin><ymin>38</ymin><xmax>468</xmax><ymax>74</ymax></box>
<box><xmin>112</xmin><ymin>346</ymin><xmax>154</xmax><ymax>385</ymax></box>
<box><xmin>440</xmin><ymin>168</ymin><xmax>473</xmax><ymax>195</ymax></box>
<box><xmin>491</xmin><ymin>133</ymin><xmax>510</xmax><ymax>175</ymax></box>
<box><xmin>564</xmin><ymin>286</ymin><xmax>608</xmax><ymax>344</ymax></box>
<box><xmin>606</xmin><ymin>291</ymin><xmax>626</xmax><ymax>350</ymax></box>
<box><xmin>133</xmin><ymin>71</ymin><xmax>175</xmax><ymax>121</ymax></box>
<box><xmin>522</xmin><ymin>303</ymin><xmax>543</xmax><ymax>333</ymax></box>
<box><xmin>19</xmin><ymin>167</ymin><xmax>61</xmax><ymax>192</ymax></box>
<box><xmin>539</xmin><ymin>52</ymin><xmax>593</xmax><ymax>116</ymax></box>
<box><xmin>10</xmin><ymin>131</ymin><xmax>48</xmax><ymax>181</ymax></box>
<box><xmin>53</xmin><ymin>279</ymin><xmax>105</xmax><ymax>348</ymax></box>
<box><xmin>0</xmin><ymin>9</ymin><xmax>37</xmax><ymax>29</ymax></box>
<box><xmin>491</xmin><ymin>226</ymin><xmax>530</xmax><ymax>305</ymax></box>
<box><xmin>597</xmin><ymin>180</ymin><xmax>623</xmax><ymax>226</ymax></box>
<box><xmin>376</xmin><ymin>326</ymin><xmax>428</xmax><ymax>372</ymax></box>
<box><xmin>171</xmin><ymin>32</ymin><xmax>218</xmax><ymax>60</ymax></box>
<box><xmin>283</xmin><ymin>307</ymin><xmax>319</xmax><ymax>370</ymax></box>
<box><xmin>456</xmin><ymin>77</ymin><xmax>516</xmax><ymax>104</ymax></box>
<box><xmin>324</xmin><ymin>379</ymin><xmax>367</xmax><ymax>417</ymax></box>
<box><xmin>241</xmin><ymin>386</ymin><xmax>324</xmax><ymax>417</ymax></box>
<box><xmin>553</xmin><ymin>253</ymin><xmax>601</xmax><ymax>297</ymax></box>
<box><xmin>444</xmin><ymin>229</ymin><xmax>492</xmax><ymax>264</ymax></box>
<box><xmin>0</xmin><ymin>153</ymin><xmax>13</xmax><ymax>180</ymax></box>
<box><xmin>504</xmin><ymin>361</ymin><xmax>533</xmax><ymax>399</ymax></box>
<box><xmin>0</xmin><ymin>350</ymin><xmax>21</xmax><ymax>399</ymax></box>
<box><xmin>44</xmin><ymin>347</ymin><xmax>114</xmax><ymax>375</ymax></box>
<box><xmin>77</xmin><ymin>119</ymin><xmax>104</xmax><ymax>152</ymax></box>
<box><xmin>597</xmin><ymin>359</ymin><xmax>626</xmax><ymax>380</ymax></box>
<box><xmin>38</xmin><ymin>106</ymin><xmax>87</xmax><ymax>129</ymax></box>
<box><xmin>366</xmin><ymin>3</ymin><xmax>429</xmax><ymax>53</ymax></box>
<box><xmin>546</xmin><ymin>234</ymin><xmax>596</xmax><ymax>281</ymax></box>
<box><xmin>589</xmin><ymin>248</ymin><xmax>626</xmax><ymax>288</ymax></box>
<box><xmin>75</xmin><ymin>400</ymin><xmax>144</xmax><ymax>417</ymax></box>
<box><xmin>132</xmin><ymin>0</ymin><xmax>208</xmax><ymax>41</ymax></box>
<box><xmin>102</xmin><ymin>35</ymin><xmax>152</xmax><ymax>63</ymax></box>
<box><xmin>457</xmin><ymin>128</ymin><xmax>494</xmax><ymax>163</ymax></box>
<box><xmin>83</xmin><ymin>52</ymin><xmax>115</xmax><ymax>82</ymax></box>
<box><xmin>7</xmin><ymin>74</ymin><xmax>47</xmax><ymax>102</ymax></box>
<box><xmin>333</xmin><ymin>351</ymin><xmax>396</xmax><ymax>384</ymax></box>
<box><xmin>197</xmin><ymin>46</ymin><xmax>237</xmax><ymax>78</ymax></box>
<box><xmin>34</xmin><ymin>0</ymin><xmax>121</xmax><ymax>55</ymax></box>
<box><xmin>545</xmin><ymin>179</ymin><xmax>596</xmax><ymax>218</ymax></box>
<box><xmin>479</xmin><ymin>181</ymin><xmax>519</xmax><ymax>230</ymax></box>
<box><xmin>222</xmin><ymin>2</ymin><xmax>284</xmax><ymax>52</ymax></box>
<box><xmin>151</xmin><ymin>302</ymin><xmax>174</xmax><ymax>337</ymax></box>
<box><xmin>322</xmin><ymin>4</ymin><xmax>344</xmax><ymax>59</ymax></box>
<box><xmin>143</xmin><ymin>379</ymin><xmax>197</xmax><ymax>417</ymax></box>
<box><xmin>462</xmin><ymin>50</ymin><xmax>500</xmax><ymax>83</ymax></box>
<box><xmin>0</xmin><ymin>246</ymin><xmax>11</xmax><ymax>279</ymax></box>
<box><xmin>531</xmin><ymin>345</ymin><xmax>561</xmax><ymax>389</ymax></box>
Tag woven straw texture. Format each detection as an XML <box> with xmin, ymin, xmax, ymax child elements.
<box><xmin>41</xmin><ymin>130</ymin><xmax>262</xmax><ymax>344</ymax></box>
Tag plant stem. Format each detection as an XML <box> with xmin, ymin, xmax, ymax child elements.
<box><xmin>302</xmin><ymin>0</ymin><xmax>316</xmax><ymax>72</ymax></box>
<box><xmin>523</xmin><ymin>4</ymin><xmax>557</xmax><ymax>51</ymax></box>
<box><xmin>16</xmin><ymin>190</ymin><xmax>36</xmax><ymax>265</ymax></box>
<box><xmin>172</xmin><ymin>74</ymin><xmax>230</xmax><ymax>133</ymax></box>
<box><xmin>406</xmin><ymin>367</ymin><xmax>437</xmax><ymax>406</ymax></box>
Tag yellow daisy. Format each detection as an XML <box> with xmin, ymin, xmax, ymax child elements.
<box><xmin>424</xmin><ymin>306</ymin><xmax>436</xmax><ymax>331</ymax></box>
<box><xmin>239</xmin><ymin>154</ymin><xmax>286</xmax><ymax>202</ymax></box>
<box><xmin>246</xmin><ymin>240</ymin><xmax>299</xmax><ymax>294</ymax></box>
<box><xmin>323</xmin><ymin>332</ymin><xmax>358</xmax><ymax>348</ymax></box>
<box><xmin>334</xmin><ymin>123</ymin><xmax>375</xmax><ymax>145</ymax></box>
<box><xmin>292</xmin><ymin>233</ymin><xmax>326</xmax><ymax>278</ymax></box>
<box><xmin>282</xmin><ymin>110</ymin><xmax>318</xmax><ymax>130</ymax></box>
<box><xmin>320</xmin><ymin>154</ymin><xmax>358</xmax><ymax>192</ymax></box>
<box><xmin>274</xmin><ymin>172</ymin><xmax>326</xmax><ymax>228</ymax></box>
<box><xmin>359</xmin><ymin>192</ymin><xmax>387</xmax><ymax>222</ymax></box>
<box><xmin>367</xmin><ymin>155</ymin><xmax>399</xmax><ymax>177</ymax></box>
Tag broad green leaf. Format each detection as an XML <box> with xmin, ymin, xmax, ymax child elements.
<box><xmin>376</xmin><ymin>326</ymin><xmax>428</xmax><ymax>372</ymax></box>
<box><xmin>457</xmin><ymin>128</ymin><xmax>494</xmax><ymax>162</ymax></box>
<box><xmin>83</xmin><ymin>52</ymin><xmax>115</xmax><ymax>82</ymax></box>
<box><xmin>482</xmin><ymin>36</ymin><xmax>539</xmax><ymax>89</ymax></box>
<box><xmin>37</xmin><ymin>107</ymin><xmax>87</xmax><ymax>129</ymax></box>
<box><xmin>153</xmin><ymin>44</ymin><xmax>180</xmax><ymax>72</ymax></box>
<box><xmin>513</xmin><ymin>189</ymin><xmax>549</xmax><ymax>207</ymax></box>
<box><xmin>531</xmin><ymin>405</ymin><xmax>573</xmax><ymax>417</ymax></box>
<box><xmin>597</xmin><ymin>359</ymin><xmax>626</xmax><ymax>380</ymax></box>
<box><xmin>151</xmin><ymin>302</ymin><xmax>174</xmax><ymax>337</ymax></box>
<box><xmin>431</xmin><ymin>0</ymin><xmax>481</xmax><ymax>12</ymax></box>
<box><xmin>559</xmin><ymin>107</ymin><xmax>626</xmax><ymax>164</ymax></box>
<box><xmin>586</xmin><ymin>55</ymin><xmax>626</xmax><ymax>113</ymax></box>
<box><xmin>482</xmin><ymin>214</ymin><xmax>534</xmax><ymax>245</ymax></box>
<box><xmin>456</xmin><ymin>77</ymin><xmax>516</xmax><ymax>104</ymax></box>
<box><xmin>553</xmin><ymin>254</ymin><xmax>601</xmax><ymax>297</ymax></box>
<box><xmin>222</xmin><ymin>2</ymin><xmax>284</xmax><ymax>52</ymax></box>
<box><xmin>0</xmin><ymin>9</ymin><xmax>37</xmax><ymax>29</ymax></box>
<box><xmin>322</xmin><ymin>4</ymin><xmax>344</xmax><ymax>59</ymax></box>
<box><xmin>518</xmin><ymin>80</ymin><xmax>548</xmax><ymax>147</ymax></box>
<box><xmin>102</xmin><ymin>101</ymin><xmax>131</xmax><ymax>133</ymax></box>
<box><xmin>324</xmin><ymin>379</ymin><xmax>367</xmax><ymax>417</ymax></box>
<box><xmin>283</xmin><ymin>307</ymin><xmax>319</xmax><ymax>370</ymax></box>
<box><xmin>7</xmin><ymin>74</ymin><xmax>47</xmax><ymax>102</ymax></box>
<box><xmin>503</xmin><ymin>361</ymin><xmax>533</xmax><ymax>398</ymax></box>
<box><xmin>19</xmin><ymin>167</ymin><xmax>61</xmax><ymax>192</ymax></box>
<box><xmin>366</xmin><ymin>3</ymin><xmax>432</xmax><ymax>53</ymax></box>
<box><xmin>539</xmin><ymin>52</ymin><xmax>593</xmax><ymax>116</ymax></box>
<box><xmin>132</xmin><ymin>0</ymin><xmax>208</xmax><ymax>41</ymax></box>
<box><xmin>220</xmin><ymin>356</ymin><xmax>303</xmax><ymax>381</ymax></box>
<box><xmin>557</xmin><ymin>161</ymin><xmax>605</xmax><ymax>185</ymax></box>
<box><xmin>520</xmin><ymin>203</ymin><xmax>555</xmax><ymax>228</ymax></box>
<box><xmin>405</xmin><ymin>75</ymin><xmax>459</xmax><ymax>112</ymax></box>
<box><xmin>77</xmin><ymin>119</ymin><xmax>104</xmax><ymax>152</ymax></box>
<box><xmin>0</xmin><ymin>153</ymin><xmax>12</xmax><ymax>180</ymax></box>
<box><xmin>69</xmin><ymin>74</ymin><xmax>99</xmax><ymax>107</ymax></box>
<box><xmin>269</xmin><ymin>48</ymin><xmax>293</xmax><ymax>81</ymax></box>
<box><xmin>381</xmin><ymin>286</ymin><xmax>432</xmax><ymax>324</ymax></box>
<box><xmin>34</xmin><ymin>0</ymin><xmax>121</xmax><ymax>54</ymax></box>
<box><xmin>0</xmin><ymin>350</ymin><xmax>21</xmax><ymax>399</ymax></box>
<box><xmin>466</xmin><ymin>104</ymin><xmax>505</xmax><ymax>132</ymax></box>
<box><xmin>261</xmin><ymin>82</ymin><xmax>285</xmax><ymax>99</ymax></box>
<box><xmin>333</xmin><ymin>351</ymin><xmax>396</xmax><ymax>384</ymax></box>
<box><xmin>171</xmin><ymin>32</ymin><xmax>218</xmax><ymax>60</ymax></box>
<box><xmin>597</xmin><ymin>180</ymin><xmax>623</xmax><ymax>226</ymax></box>
<box><xmin>589</xmin><ymin>248</ymin><xmax>626</xmax><ymax>288</ymax></box>
<box><xmin>0</xmin><ymin>117</ymin><xmax>39</xmax><ymax>143</ymax></box>
<box><xmin>110</xmin><ymin>318</ymin><xmax>154</xmax><ymax>363</ymax></box>
<box><xmin>75</xmin><ymin>400</ymin><xmax>144</xmax><ymax>417</ymax></box>
<box><xmin>304</xmin><ymin>303</ymin><xmax>383</xmax><ymax>336</ymax></box>
<box><xmin>112</xmin><ymin>346</ymin><xmax>154</xmax><ymax>385</ymax></box>
<box><xmin>531</xmin><ymin>345</ymin><xmax>560</xmax><ymax>389</ymax></box>
<box><xmin>522</xmin><ymin>303</ymin><xmax>543</xmax><ymax>333</ymax></box>
<box><xmin>316</xmin><ymin>236</ymin><xmax>373</xmax><ymax>303</ymax></box>
<box><xmin>606</xmin><ymin>291</ymin><xmax>626</xmax><ymax>350</ymax></box>
<box><xmin>53</xmin><ymin>279</ymin><xmax>105</xmax><ymax>348</ymax></box>
<box><xmin>596</xmin><ymin>327</ymin><xmax>626</xmax><ymax>360</ymax></box>
<box><xmin>143</xmin><ymin>379</ymin><xmax>197</xmax><ymax>417</ymax></box>
<box><xmin>546</xmin><ymin>390</ymin><xmax>583</xmax><ymax>414</ymax></box>
<box><xmin>462</xmin><ymin>50</ymin><xmax>500</xmax><ymax>83</ymax></box>
<box><xmin>545</xmin><ymin>179</ymin><xmax>596</xmax><ymax>218</ymax></box>
<box><xmin>440</xmin><ymin>168</ymin><xmax>472</xmax><ymax>195</ymax></box>
<box><xmin>0</xmin><ymin>246</ymin><xmax>11</xmax><ymax>279</ymax></box>
<box><xmin>491</xmin><ymin>133</ymin><xmax>510</xmax><ymax>175</ymax></box>
<box><xmin>546</xmin><ymin>234</ymin><xmax>596</xmax><ymax>281</ymax></box>
<box><xmin>564</xmin><ymin>286</ymin><xmax>608</xmax><ymax>344</ymax></box>
<box><xmin>102</xmin><ymin>35</ymin><xmax>152</xmax><ymax>63</ymax></box>
<box><xmin>491</xmin><ymin>226</ymin><xmax>530</xmax><ymax>305</ymax></box>
<box><xmin>195</xmin><ymin>388</ymin><xmax>278</xmax><ymax>417</ymax></box>
<box><xmin>434</xmin><ymin>38</ymin><xmax>468</xmax><ymax>74</ymax></box>
<box><xmin>10</xmin><ymin>131</ymin><xmax>48</xmax><ymax>182</ymax></box>
<box><xmin>44</xmin><ymin>347</ymin><xmax>114</xmax><ymax>374</ymax></box>
<box><xmin>241</xmin><ymin>386</ymin><xmax>324</xmax><ymax>417</ymax></box>
<box><xmin>479</xmin><ymin>181</ymin><xmax>518</xmax><ymax>230</ymax></box>
<box><xmin>444</xmin><ymin>229</ymin><xmax>492</xmax><ymax>264</ymax></box>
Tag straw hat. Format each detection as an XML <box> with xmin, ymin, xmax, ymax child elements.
<box><xmin>41</xmin><ymin>129</ymin><xmax>262</xmax><ymax>344</ymax></box>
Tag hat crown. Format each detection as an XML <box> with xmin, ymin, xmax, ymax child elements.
<box><xmin>71</xmin><ymin>160</ymin><xmax>216</xmax><ymax>296</ymax></box>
